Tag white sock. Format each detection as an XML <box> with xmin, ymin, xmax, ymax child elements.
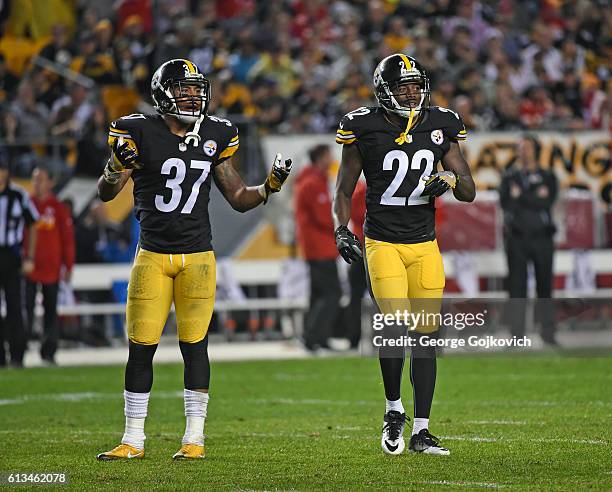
<box><xmin>385</xmin><ymin>398</ymin><xmax>405</xmax><ymax>414</ymax></box>
<box><xmin>121</xmin><ymin>390</ymin><xmax>150</xmax><ymax>449</ymax></box>
<box><xmin>413</xmin><ymin>417</ymin><xmax>429</xmax><ymax>436</ymax></box>
<box><xmin>182</xmin><ymin>389</ymin><xmax>209</xmax><ymax>446</ymax></box>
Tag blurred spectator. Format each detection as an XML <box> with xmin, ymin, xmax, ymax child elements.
<box><xmin>521</xmin><ymin>22</ymin><xmax>563</xmax><ymax>86</ymax></box>
<box><xmin>50</xmin><ymin>83</ymin><xmax>93</xmax><ymax>138</ymax></box>
<box><xmin>500</xmin><ymin>134</ymin><xmax>558</xmax><ymax>345</ymax></box>
<box><xmin>519</xmin><ymin>86</ymin><xmax>554</xmax><ymax>129</ymax></box>
<box><xmin>250</xmin><ymin>78</ymin><xmax>287</xmax><ymax>132</ymax></box>
<box><xmin>360</xmin><ymin>1</ymin><xmax>388</xmax><ymax>51</ymax></box>
<box><xmin>383</xmin><ymin>16</ymin><xmax>412</xmax><ymax>53</ymax></box>
<box><xmin>0</xmin><ymin>159</ymin><xmax>39</xmax><ymax>368</ymax></box>
<box><xmin>24</xmin><ymin>165</ymin><xmax>75</xmax><ymax>365</ymax></box>
<box><xmin>69</xmin><ymin>31</ymin><xmax>117</xmax><ymax>84</ymax></box>
<box><xmin>6</xmin><ymin>78</ymin><xmax>50</xmax><ymax>142</ymax></box>
<box><xmin>228</xmin><ymin>31</ymin><xmax>262</xmax><ymax>84</ymax></box>
<box><xmin>118</xmin><ymin>14</ymin><xmax>152</xmax><ymax>60</ymax></box>
<box><xmin>76</xmin><ymin>104</ymin><xmax>110</xmax><ymax>177</ymax></box>
<box><xmin>94</xmin><ymin>19</ymin><xmax>115</xmax><ymax>55</ymax></box>
<box><xmin>114</xmin><ymin>38</ymin><xmax>149</xmax><ymax>93</ymax></box>
<box><xmin>552</xmin><ymin>67</ymin><xmax>583</xmax><ymax>118</ymax></box>
<box><xmin>0</xmin><ymin>53</ymin><xmax>19</xmax><ymax>105</ymax></box>
<box><xmin>589</xmin><ymin>79</ymin><xmax>612</xmax><ymax>130</ymax></box>
<box><xmin>74</xmin><ymin>200</ymin><xmax>118</xmax><ymax>263</ymax></box>
<box><xmin>248</xmin><ymin>44</ymin><xmax>298</xmax><ymax>99</ymax></box>
<box><xmin>154</xmin><ymin>17</ymin><xmax>195</xmax><ymax>68</ymax></box>
<box><xmin>454</xmin><ymin>95</ymin><xmax>484</xmax><ymax>132</ymax></box>
<box><xmin>294</xmin><ymin>144</ymin><xmax>340</xmax><ymax>352</ymax></box>
<box><xmin>38</xmin><ymin>24</ymin><xmax>73</xmax><ymax>67</ymax></box>
<box><xmin>492</xmin><ymin>83</ymin><xmax>522</xmax><ymax>130</ymax></box>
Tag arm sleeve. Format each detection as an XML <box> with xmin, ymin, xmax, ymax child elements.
<box><xmin>58</xmin><ymin>203</ymin><xmax>75</xmax><ymax>271</ymax></box>
<box><xmin>218</xmin><ymin>124</ymin><xmax>240</xmax><ymax>163</ymax></box>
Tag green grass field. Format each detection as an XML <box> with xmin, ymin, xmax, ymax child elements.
<box><xmin>1</xmin><ymin>353</ymin><xmax>611</xmax><ymax>490</ymax></box>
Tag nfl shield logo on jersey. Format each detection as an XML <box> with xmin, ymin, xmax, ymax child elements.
<box><xmin>431</xmin><ymin>129</ymin><xmax>444</xmax><ymax>145</ymax></box>
<box><xmin>203</xmin><ymin>140</ymin><xmax>217</xmax><ymax>156</ymax></box>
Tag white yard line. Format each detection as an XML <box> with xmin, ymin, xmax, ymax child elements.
<box><xmin>419</xmin><ymin>480</ymin><xmax>503</xmax><ymax>489</ymax></box>
<box><xmin>465</xmin><ymin>420</ymin><xmax>528</xmax><ymax>425</ymax></box>
<box><xmin>0</xmin><ymin>390</ymin><xmax>184</xmax><ymax>406</ymax></box>
<box><xmin>442</xmin><ymin>435</ymin><xmax>608</xmax><ymax>446</ymax></box>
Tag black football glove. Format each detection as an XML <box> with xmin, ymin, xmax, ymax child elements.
<box><xmin>111</xmin><ymin>137</ymin><xmax>141</xmax><ymax>171</ymax></box>
<box><xmin>422</xmin><ymin>170</ymin><xmax>457</xmax><ymax>198</ymax></box>
<box><xmin>335</xmin><ymin>225</ymin><xmax>362</xmax><ymax>264</ymax></box>
<box><xmin>261</xmin><ymin>153</ymin><xmax>292</xmax><ymax>203</ymax></box>
<box><xmin>103</xmin><ymin>137</ymin><xmax>141</xmax><ymax>184</ymax></box>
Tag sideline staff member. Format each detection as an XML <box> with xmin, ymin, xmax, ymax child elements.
<box><xmin>500</xmin><ymin>134</ymin><xmax>558</xmax><ymax>345</ymax></box>
<box><xmin>0</xmin><ymin>159</ymin><xmax>38</xmax><ymax>368</ymax></box>
<box><xmin>294</xmin><ymin>144</ymin><xmax>341</xmax><ymax>351</ymax></box>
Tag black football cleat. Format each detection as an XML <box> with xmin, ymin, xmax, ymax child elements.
<box><xmin>409</xmin><ymin>429</ymin><xmax>450</xmax><ymax>455</ymax></box>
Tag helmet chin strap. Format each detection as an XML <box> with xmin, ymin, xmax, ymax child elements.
<box><xmin>185</xmin><ymin>114</ymin><xmax>204</xmax><ymax>147</ymax></box>
<box><xmin>394</xmin><ymin>108</ymin><xmax>416</xmax><ymax>145</ymax></box>
<box><xmin>178</xmin><ymin>113</ymin><xmax>205</xmax><ymax>152</ymax></box>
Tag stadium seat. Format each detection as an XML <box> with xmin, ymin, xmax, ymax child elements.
<box><xmin>0</xmin><ymin>35</ymin><xmax>38</xmax><ymax>76</ymax></box>
<box><xmin>101</xmin><ymin>85</ymin><xmax>141</xmax><ymax>121</ymax></box>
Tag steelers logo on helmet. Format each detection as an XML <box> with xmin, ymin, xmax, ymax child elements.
<box><xmin>150</xmin><ymin>59</ymin><xmax>212</xmax><ymax>125</ymax></box>
<box><xmin>373</xmin><ymin>53</ymin><xmax>431</xmax><ymax>119</ymax></box>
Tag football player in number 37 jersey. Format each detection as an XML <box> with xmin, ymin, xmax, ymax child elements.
<box><xmin>96</xmin><ymin>59</ymin><xmax>292</xmax><ymax>461</ymax></box>
<box><xmin>333</xmin><ymin>54</ymin><xmax>476</xmax><ymax>456</ymax></box>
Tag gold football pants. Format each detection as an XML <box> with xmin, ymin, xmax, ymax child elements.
<box><xmin>365</xmin><ymin>237</ymin><xmax>445</xmax><ymax>334</ymax></box>
<box><xmin>126</xmin><ymin>249</ymin><xmax>216</xmax><ymax>345</ymax></box>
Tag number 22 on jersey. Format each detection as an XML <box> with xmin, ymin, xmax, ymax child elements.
<box><xmin>155</xmin><ymin>158</ymin><xmax>212</xmax><ymax>213</ymax></box>
<box><xmin>380</xmin><ymin>149</ymin><xmax>434</xmax><ymax>206</ymax></box>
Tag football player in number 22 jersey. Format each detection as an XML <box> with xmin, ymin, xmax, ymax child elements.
<box><xmin>333</xmin><ymin>54</ymin><xmax>476</xmax><ymax>456</ymax></box>
<box><xmin>96</xmin><ymin>59</ymin><xmax>292</xmax><ymax>461</ymax></box>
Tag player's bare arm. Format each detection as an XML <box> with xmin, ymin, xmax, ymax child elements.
<box><xmin>333</xmin><ymin>143</ymin><xmax>363</xmax><ymax>229</ymax></box>
<box><xmin>213</xmin><ymin>158</ymin><xmax>265</xmax><ymax>212</ymax></box>
<box><xmin>333</xmin><ymin>143</ymin><xmax>363</xmax><ymax>264</ymax></box>
<box><xmin>214</xmin><ymin>153</ymin><xmax>292</xmax><ymax>212</ymax></box>
<box><xmin>441</xmin><ymin>141</ymin><xmax>476</xmax><ymax>202</ymax></box>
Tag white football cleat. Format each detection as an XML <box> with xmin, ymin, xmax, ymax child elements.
<box><xmin>381</xmin><ymin>410</ymin><xmax>407</xmax><ymax>455</ymax></box>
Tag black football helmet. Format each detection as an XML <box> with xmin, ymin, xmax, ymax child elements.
<box><xmin>373</xmin><ymin>54</ymin><xmax>430</xmax><ymax>118</ymax></box>
<box><xmin>151</xmin><ymin>59</ymin><xmax>211</xmax><ymax>124</ymax></box>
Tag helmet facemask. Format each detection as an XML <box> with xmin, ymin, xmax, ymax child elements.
<box><xmin>374</xmin><ymin>67</ymin><xmax>431</xmax><ymax>119</ymax></box>
<box><xmin>387</xmin><ymin>78</ymin><xmax>429</xmax><ymax>117</ymax></box>
<box><xmin>152</xmin><ymin>73</ymin><xmax>211</xmax><ymax>125</ymax></box>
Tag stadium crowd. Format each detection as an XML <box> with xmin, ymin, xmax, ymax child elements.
<box><xmin>0</xmin><ymin>0</ymin><xmax>610</xmax><ymax>178</ymax></box>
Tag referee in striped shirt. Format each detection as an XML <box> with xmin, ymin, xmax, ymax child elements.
<box><xmin>0</xmin><ymin>159</ymin><xmax>38</xmax><ymax>368</ymax></box>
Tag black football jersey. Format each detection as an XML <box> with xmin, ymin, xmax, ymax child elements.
<box><xmin>336</xmin><ymin>106</ymin><xmax>467</xmax><ymax>244</ymax></box>
<box><xmin>108</xmin><ymin>113</ymin><xmax>239</xmax><ymax>253</ymax></box>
